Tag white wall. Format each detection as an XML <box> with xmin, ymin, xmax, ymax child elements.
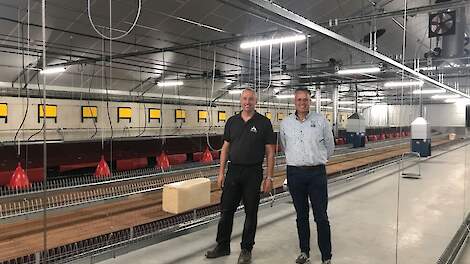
<box><xmin>0</xmin><ymin>96</ymin><xmax>292</xmax><ymax>143</ymax></box>
<box><xmin>362</xmin><ymin>103</ymin><xmax>466</xmax><ymax>128</ymax></box>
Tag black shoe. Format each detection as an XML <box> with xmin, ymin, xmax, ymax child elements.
<box><xmin>205</xmin><ymin>245</ymin><xmax>230</xmax><ymax>259</ymax></box>
<box><xmin>237</xmin><ymin>249</ymin><xmax>252</xmax><ymax>264</ymax></box>
<box><xmin>295</xmin><ymin>252</ymin><xmax>310</xmax><ymax>264</ymax></box>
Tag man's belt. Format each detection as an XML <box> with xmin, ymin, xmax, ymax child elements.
<box><xmin>289</xmin><ymin>164</ymin><xmax>325</xmax><ymax>170</ymax></box>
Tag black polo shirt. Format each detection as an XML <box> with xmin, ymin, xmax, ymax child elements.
<box><xmin>223</xmin><ymin>111</ymin><xmax>276</xmax><ymax>165</ymax></box>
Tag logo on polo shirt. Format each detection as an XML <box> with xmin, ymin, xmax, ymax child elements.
<box><xmin>250</xmin><ymin>126</ymin><xmax>257</xmax><ymax>133</ymax></box>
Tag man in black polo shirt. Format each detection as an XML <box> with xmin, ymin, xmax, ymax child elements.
<box><xmin>206</xmin><ymin>88</ymin><xmax>275</xmax><ymax>264</ymax></box>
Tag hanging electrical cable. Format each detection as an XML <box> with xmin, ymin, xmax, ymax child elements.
<box><xmin>24</xmin><ymin>6</ymin><xmax>46</xmax><ymax>144</ymax></box>
<box><xmin>206</xmin><ymin>48</ymin><xmax>221</xmax><ymax>152</ymax></box>
<box><xmin>13</xmin><ymin>21</ymin><xmax>30</xmax><ymax>151</ymax></box>
<box><xmin>262</xmin><ymin>43</ymin><xmax>273</xmax><ymax>93</ymax></box>
<box><xmin>258</xmin><ymin>45</ymin><xmax>261</xmax><ymax>104</ymax></box>
<box><xmin>27</xmin><ymin>75</ymin><xmax>46</xmax><ymax>142</ymax></box>
<box><xmin>279</xmin><ymin>42</ymin><xmax>283</xmax><ymax>94</ymax></box>
<box><xmin>136</xmin><ymin>67</ymin><xmax>147</xmax><ymax>137</ymax></box>
<box><xmin>23</xmin><ymin>1</ymin><xmax>31</xmax><ymax>173</ymax></box>
<box><xmin>253</xmin><ymin>47</ymin><xmax>257</xmax><ymax>91</ymax></box>
<box><xmin>87</xmin><ymin>0</ymin><xmax>141</xmax><ymax>40</ymax></box>
<box><xmin>102</xmin><ymin>43</ymin><xmax>114</xmax><ymax>140</ymax></box>
<box><xmin>159</xmin><ymin>52</ymin><xmax>166</xmax><ymax>149</ymax></box>
<box><xmin>107</xmin><ymin>0</ymin><xmax>114</xmax><ymax>172</ymax></box>
<box><xmin>248</xmin><ymin>47</ymin><xmax>252</xmax><ymax>86</ymax></box>
<box><xmin>175</xmin><ymin>73</ymin><xmax>183</xmax><ymax>131</ymax></box>
<box><xmin>100</xmin><ymin>38</ymin><xmax>105</xmax><ymax>155</ymax></box>
<box><xmin>84</xmin><ymin>64</ymin><xmax>98</xmax><ymax>139</ymax></box>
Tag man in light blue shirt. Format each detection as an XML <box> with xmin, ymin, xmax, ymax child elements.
<box><xmin>280</xmin><ymin>87</ymin><xmax>335</xmax><ymax>264</ymax></box>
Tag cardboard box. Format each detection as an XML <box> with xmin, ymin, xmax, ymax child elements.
<box><xmin>162</xmin><ymin>178</ymin><xmax>211</xmax><ymax>214</ymax></box>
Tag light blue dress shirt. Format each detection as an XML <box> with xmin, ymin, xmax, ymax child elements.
<box><xmin>280</xmin><ymin>112</ymin><xmax>335</xmax><ymax>166</ymax></box>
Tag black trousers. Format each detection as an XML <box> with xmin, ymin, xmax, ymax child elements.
<box><xmin>216</xmin><ymin>163</ymin><xmax>263</xmax><ymax>251</ymax></box>
<box><xmin>287</xmin><ymin>165</ymin><xmax>332</xmax><ymax>261</ymax></box>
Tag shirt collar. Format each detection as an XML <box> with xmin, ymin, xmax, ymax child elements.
<box><xmin>294</xmin><ymin>111</ymin><xmax>311</xmax><ymax>122</ymax></box>
<box><xmin>236</xmin><ymin>110</ymin><xmax>259</xmax><ymax>121</ymax></box>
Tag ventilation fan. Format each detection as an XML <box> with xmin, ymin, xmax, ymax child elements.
<box><xmin>429</xmin><ymin>10</ymin><xmax>456</xmax><ymax>38</ymax></box>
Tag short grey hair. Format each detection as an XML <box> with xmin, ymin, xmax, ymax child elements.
<box><xmin>294</xmin><ymin>87</ymin><xmax>311</xmax><ymax>96</ymax></box>
<box><xmin>241</xmin><ymin>87</ymin><xmax>257</xmax><ymax>97</ymax></box>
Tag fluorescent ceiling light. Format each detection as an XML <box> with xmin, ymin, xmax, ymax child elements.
<box><xmin>337</xmin><ymin>67</ymin><xmax>381</xmax><ymax>75</ymax></box>
<box><xmin>40</xmin><ymin>67</ymin><xmax>66</xmax><ymax>74</ymax></box>
<box><xmin>357</xmin><ymin>91</ymin><xmax>382</xmax><ymax>97</ymax></box>
<box><xmin>431</xmin><ymin>94</ymin><xmax>461</xmax><ymax>99</ymax></box>
<box><xmin>384</xmin><ymin>80</ymin><xmax>424</xmax><ymax>87</ymax></box>
<box><xmin>339</xmin><ymin>107</ymin><xmax>355</xmax><ymax>111</ymax></box>
<box><xmin>276</xmin><ymin>94</ymin><xmax>295</xmax><ymax>99</ymax></box>
<box><xmin>240</xmin><ymin>35</ymin><xmax>306</xmax><ymax>49</ymax></box>
<box><xmin>418</xmin><ymin>66</ymin><xmax>437</xmax><ymax>71</ymax></box>
<box><xmin>412</xmin><ymin>89</ymin><xmax>445</xmax><ymax>94</ymax></box>
<box><xmin>338</xmin><ymin>101</ymin><xmax>355</xmax><ymax>105</ymax></box>
<box><xmin>311</xmin><ymin>98</ymin><xmax>332</xmax><ymax>102</ymax></box>
<box><xmin>228</xmin><ymin>89</ymin><xmax>243</xmax><ymax>95</ymax></box>
<box><xmin>445</xmin><ymin>98</ymin><xmax>470</xmax><ymax>105</ymax></box>
<box><xmin>358</xmin><ymin>103</ymin><xmax>375</xmax><ymax>107</ymax></box>
<box><xmin>157</xmin><ymin>81</ymin><xmax>183</xmax><ymax>87</ymax></box>
<box><xmin>320</xmin><ymin>106</ymin><xmax>355</xmax><ymax>111</ymax></box>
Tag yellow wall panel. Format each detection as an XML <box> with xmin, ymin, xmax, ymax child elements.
<box><xmin>38</xmin><ymin>104</ymin><xmax>57</xmax><ymax>122</ymax></box>
<box><xmin>149</xmin><ymin>108</ymin><xmax>161</xmax><ymax>119</ymax></box>
<box><xmin>0</xmin><ymin>103</ymin><xmax>7</xmax><ymax>123</ymax></box>
<box><xmin>119</xmin><ymin>107</ymin><xmax>132</xmax><ymax>118</ymax></box>
<box><xmin>82</xmin><ymin>106</ymin><xmax>97</xmax><ymax>118</ymax></box>
<box><xmin>277</xmin><ymin>112</ymin><xmax>284</xmax><ymax>121</ymax></box>
<box><xmin>218</xmin><ymin>111</ymin><xmax>226</xmax><ymax>122</ymax></box>
<box><xmin>265</xmin><ymin>112</ymin><xmax>272</xmax><ymax>120</ymax></box>
<box><xmin>39</xmin><ymin>104</ymin><xmax>57</xmax><ymax>118</ymax></box>
<box><xmin>0</xmin><ymin>103</ymin><xmax>7</xmax><ymax>117</ymax></box>
<box><xmin>175</xmin><ymin>109</ymin><xmax>186</xmax><ymax>120</ymax></box>
<box><xmin>118</xmin><ymin>107</ymin><xmax>132</xmax><ymax>122</ymax></box>
<box><xmin>198</xmin><ymin>110</ymin><xmax>208</xmax><ymax>121</ymax></box>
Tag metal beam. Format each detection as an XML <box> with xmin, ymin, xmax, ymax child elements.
<box><xmin>129</xmin><ymin>76</ymin><xmax>152</xmax><ymax>93</ymax></box>
<box><xmin>243</xmin><ymin>0</ymin><xmax>470</xmax><ymax>99</ymax></box>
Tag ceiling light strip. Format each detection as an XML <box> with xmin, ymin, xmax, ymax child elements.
<box><xmin>240</xmin><ymin>35</ymin><xmax>306</xmax><ymax>49</ymax></box>
<box><xmin>337</xmin><ymin>67</ymin><xmax>381</xmax><ymax>75</ymax></box>
<box><xmin>384</xmin><ymin>80</ymin><xmax>424</xmax><ymax>88</ymax></box>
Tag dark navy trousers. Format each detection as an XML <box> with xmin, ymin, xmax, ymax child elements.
<box><xmin>287</xmin><ymin>165</ymin><xmax>332</xmax><ymax>261</ymax></box>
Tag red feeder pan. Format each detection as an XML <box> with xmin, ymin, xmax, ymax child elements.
<box><xmin>95</xmin><ymin>155</ymin><xmax>111</xmax><ymax>178</ymax></box>
<box><xmin>9</xmin><ymin>162</ymin><xmax>30</xmax><ymax>189</ymax></box>
<box><xmin>157</xmin><ymin>151</ymin><xmax>170</xmax><ymax>170</ymax></box>
<box><xmin>201</xmin><ymin>147</ymin><xmax>214</xmax><ymax>163</ymax></box>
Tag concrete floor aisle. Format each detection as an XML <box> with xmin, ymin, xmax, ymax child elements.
<box><xmin>95</xmin><ymin>143</ymin><xmax>470</xmax><ymax>264</ymax></box>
